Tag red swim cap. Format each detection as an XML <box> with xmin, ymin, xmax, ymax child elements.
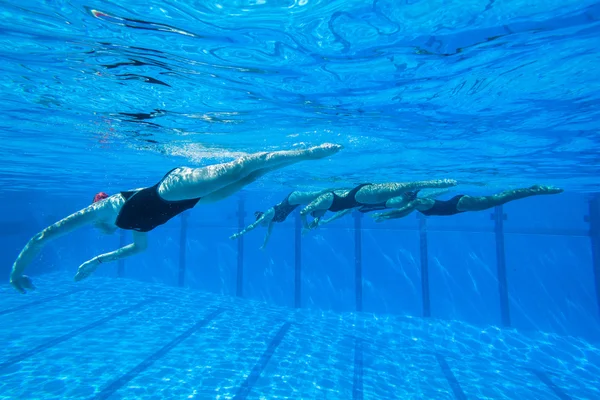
<box><xmin>93</xmin><ymin>192</ymin><xmax>109</xmax><ymax>203</ymax></box>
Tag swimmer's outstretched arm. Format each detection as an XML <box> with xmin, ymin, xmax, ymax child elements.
<box><xmin>260</xmin><ymin>222</ymin><xmax>275</xmax><ymax>250</ymax></box>
<box><xmin>229</xmin><ymin>211</ymin><xmax>270</xmax><ymax>240</ymax></box>
<box><xmin>10</xmin><ymin>204</ymin><xmax>104</xmax><ymax>293</ymax></box>
<box><xmin>317</xmin><ymin>209</ymin><xmax>353</xmax><ymax>227</ymax></box>
<box><xmin>372</xmin><ymin>201</ymin><xmax>419</xmax><ymax>223</ymax></box>
<box><xmin>74</xmin><ymin>231</ymin><xmax>148</xmax><ymax>281</ymax></box>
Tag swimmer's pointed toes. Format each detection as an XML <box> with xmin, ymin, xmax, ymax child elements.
<box><xmin>325</xmin><ymin>143</ymin><xmax>343</xmax><ymax>152</ymax></box>
<box><xmin>309</xmin><ymin>143</ymin><xmax>343</xmax><ymax>159</ymax></box>
<box><xmin>530</xmin><ymin>185</ymin><xmax>564</xmax><ymax>194</ymax></box>
<box><xmin>546</xmin><ymin>186</ymin><xmax>564</xmax><ymax>194</ymax></box>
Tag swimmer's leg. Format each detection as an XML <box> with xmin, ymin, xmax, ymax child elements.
<box><xmin>384</xmin><ymin>195</ymin><xmax>409</xmax><ymax>209</ymax></box>
<box><xmin>372</xmin><ymin>201</ymin><xmax>420</xmax><ymax>222</ymax></box>
<box><xmin>200</xmin><ymin>166</ymin><xmax>277</xmax><ymax>204</ymax></box>
<box><xmin>288</xmin><ymin>189</ymin><xmax>336</xmax><ymax>205</ymax></box>
<box><xmin>384</xmin><ymin>188</ymin><xmax>452</xmax><ymax>209</ymax></box>
<box><xmin>299</xmin><ymin>193</ymin><xmax>334</xmax><ymax>229</ymax></box>
<box><xmin>159</xmin><ymin>144</ymin><xmax>342</xmax><ymax>201</ymax></box>
<box><xmin>202</xmin><ymin>156</ymin><xmax>321</xmax><ymax>203</ymax></box>
<box><xmin>318</xmin><ymin>209</ymin><xmax>353</xmax><ymax>227</ymax></box>
<box><xmin>355</xmin><ymin>179</ymin><xmax>457</xmax><ymax>205</ymax></box>
<box><xmin>457</xmin><ymin>185</ymin><xmax>563</xmax><ymax>212</ymax></box>
<box><xmin>421</xmin><ymin>188</ymin><xmax>452</xmax><ymax>200</ymax></box>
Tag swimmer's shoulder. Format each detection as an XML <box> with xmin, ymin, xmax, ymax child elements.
<box><xmin>92</xmin><ymin>193</ymin><xmax>126</xmax><ymax>216</ymax></box>
<box><xmin>103</xmin><ymin>187</ymin><xmax>145</xmax><ymax>211</ymax></box>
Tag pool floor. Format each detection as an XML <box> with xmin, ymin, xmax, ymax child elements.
<box><xmin>0</xmin><ymin>273</ymin><xmax>598</xmax><ymax>400</ymax></box>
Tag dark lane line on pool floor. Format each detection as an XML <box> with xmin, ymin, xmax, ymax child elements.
<box><xmin>0</xmin><ymin>288</ymin><xmax>86</xmax><ymax>317</ymax></box>
<box><xmin>435</xmin><ymin>354</ymin><xmax>468</xmax><ymax>400</ymax></box>
<box><xmin>233</xmin><ymin>321</ymin><xmax>292</xmax><ymax>400</ymax></box>
<box><xmin>353</xmin><ymin>337</ymin><xmax>364</xmax><ymax>400</ymax></box>
<box><xmin>92</xmin><ymin>307</ymin><xmax>226</xmax><ymax>400</ymax></box>
<box><xmin>0</xmin><ymin>298</ymin><xmax>156</xmax><ymax>373</ymax></box>
<box><xmin>528</xmin><ymin>369</ymin><xmax>572</xmax><ymax>400</ymax></box>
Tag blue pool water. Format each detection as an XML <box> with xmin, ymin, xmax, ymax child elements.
<box><xmin>2</xmin><ymin>0</ymin><xmax>600</xmax><ymax>399</ymax></box>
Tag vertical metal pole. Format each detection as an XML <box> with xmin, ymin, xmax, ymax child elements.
<box><xmin>419</xmin><ymin>214</ymin><xmax>431</xmax><ymax>317</ymax></box>
<box><xmin>236</xmin><ymin>196</ymin><xmax>245</xmax><ymax>297</ymax></box>
<box><xmin>587</xmin><ymin>195</ymin><xmax>600</xmax><ymax>317</ymax></box>
<box><xmin>178</xmin><ymin>212</ymin><xmax>188</xmax><ymax>287</ymax></box>
<box><xmin>294</xmin><ymin>210</ymin><xmax>302</xmax><ymax>308</ymax></box>
<box><xmin>493</xmin><ymin>205</ymin><xmax>511</xmax><ymax>327</ymax></box>
<box><xmin>117</xmin><ymin>230</ymin><xmax>125</xmax><ymax>278</ymax></box>
<box><xmin>354</xmin><ymin>212</ymin><xmax>363</xmax><ymax>312</ymax></box>
<box><xmin>352</xmin><ymin>337</ymin><xmax>364</xmax><ymax>400</ymax></box>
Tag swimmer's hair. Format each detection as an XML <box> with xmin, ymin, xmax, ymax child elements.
<box><xmin>254</xmin><ymin>211</ymin><xmax>264</xmax><ymax>221</ymax></box>
<box><xmin>92</xmin><ymin>192</ymin><xmax>109</xmax><ymax>204</ymax></box>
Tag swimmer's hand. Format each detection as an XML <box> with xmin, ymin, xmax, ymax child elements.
<box><xmin>371</xmin><ymin>213</ymin><xmax>386</xmax><ymax>223</ymax></box>
<box><xmin>10</xmin><ymin>274</ymin><xmax>35</xmax><ymax>294</ymax></box>
<box><xmin>74</xmin><ymin>257</ymin><xmax>101</xmax><ymax>282</ymax></box>
<box><xmin>301</xmin><ymin>227</ymin><xmax>311</xmax><ymax>236</ymax></box>
<box><xmin>229</xmin><ymin>233</ymin><xmax>240</xmax><ymax>240</ymax></box>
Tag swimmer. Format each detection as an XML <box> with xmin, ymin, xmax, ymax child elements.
<box><xmin>371</xmin><ymin>185</ymin><xmax>563</xmax><ymax>222</ymax></box>
<box><xmin>300</xmin><ymin>179</ymin><xmax>458</xmax><ymax>230</ymax></box>
<box><xmin>315</xmin><ymin>188</ymin><xmax>452</xmax><ymax>227</ymax></box>
<box><xmin>229</xmin><ymin>189</ymin><xmax>337</xmax><ymax>249</ymax></box>
<box><xmin>9</xmin><ymin>143</ymin><xmax>342</xmax><ymax>293</ymax></box>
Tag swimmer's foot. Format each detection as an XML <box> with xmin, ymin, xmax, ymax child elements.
<box><xmin>529</xmin><ymin>185</ymin><xmax>564</xmax><ymax>195</ymax></box>
<box><xmin>305</xmin><ymin>143</ymin><xmax>343</xmax><ymax>159</ymax></box>
<box><xmin>438</xmin><ymin>179</ymin><xmax>458</xmax><ymax>188</ymax></box>
<box><xmin>74</xmin><ymin>258</ymin><xmax>101</xmax><ymax>282</ymax></box>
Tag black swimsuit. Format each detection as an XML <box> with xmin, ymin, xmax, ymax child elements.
<box><xmin>357</xmin><ymin>202</ymin><xmax>388</xmax><ymax>213</ymax></box>
<box><xmin>328</xmin><ymin>183</ymin><xmax>372</xmax><ymax>212</ymax></box>
<box><xmin>420</xmin><ymin>195</ymin><xmax>465</xmax><ymax>216</ymax></box>
<box><xmin>272</xmin><ymin>193</ymin><xmax>299</xmax><ymax>223</ymax></box>
<box><xmin>115</xmin><ymin>168</ymin><xmax>201</xmax><ymax>232</ymax></box>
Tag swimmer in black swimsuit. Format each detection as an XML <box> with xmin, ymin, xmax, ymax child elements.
<box><xmin>372</xmin><ymin>185</ymin><xmax>563</xmax><ymax>222</ymax></box>
<box><xmin>299</xmin><ymin>179</ymin><xmax>458</xmax><ymax>231</ymax></box>
<box><xmin>9</xmin><ymin>143</ymin><xmax>342</xmax><ymax>293</ymax></box>
<box><xmin>229</xmin><ymin>189</ymin><xmax>334</xmax><ymax>249</ymax></box>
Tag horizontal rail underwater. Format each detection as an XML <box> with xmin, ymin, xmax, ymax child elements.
<box><xmin>0</xmin><ymin>222</ymin><xmax>589</xmax><ymax>237</ymax></box>
<box><xmin>176</xmin><ymin>223</ymin><xmax>591</xmax><ymax>237</ymax></box>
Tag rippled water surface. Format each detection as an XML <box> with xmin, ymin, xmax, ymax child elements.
<box><xmin>1</xmin><ymin>0</ymin><xmax>599</xmax><ymax>192</ymax></box>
